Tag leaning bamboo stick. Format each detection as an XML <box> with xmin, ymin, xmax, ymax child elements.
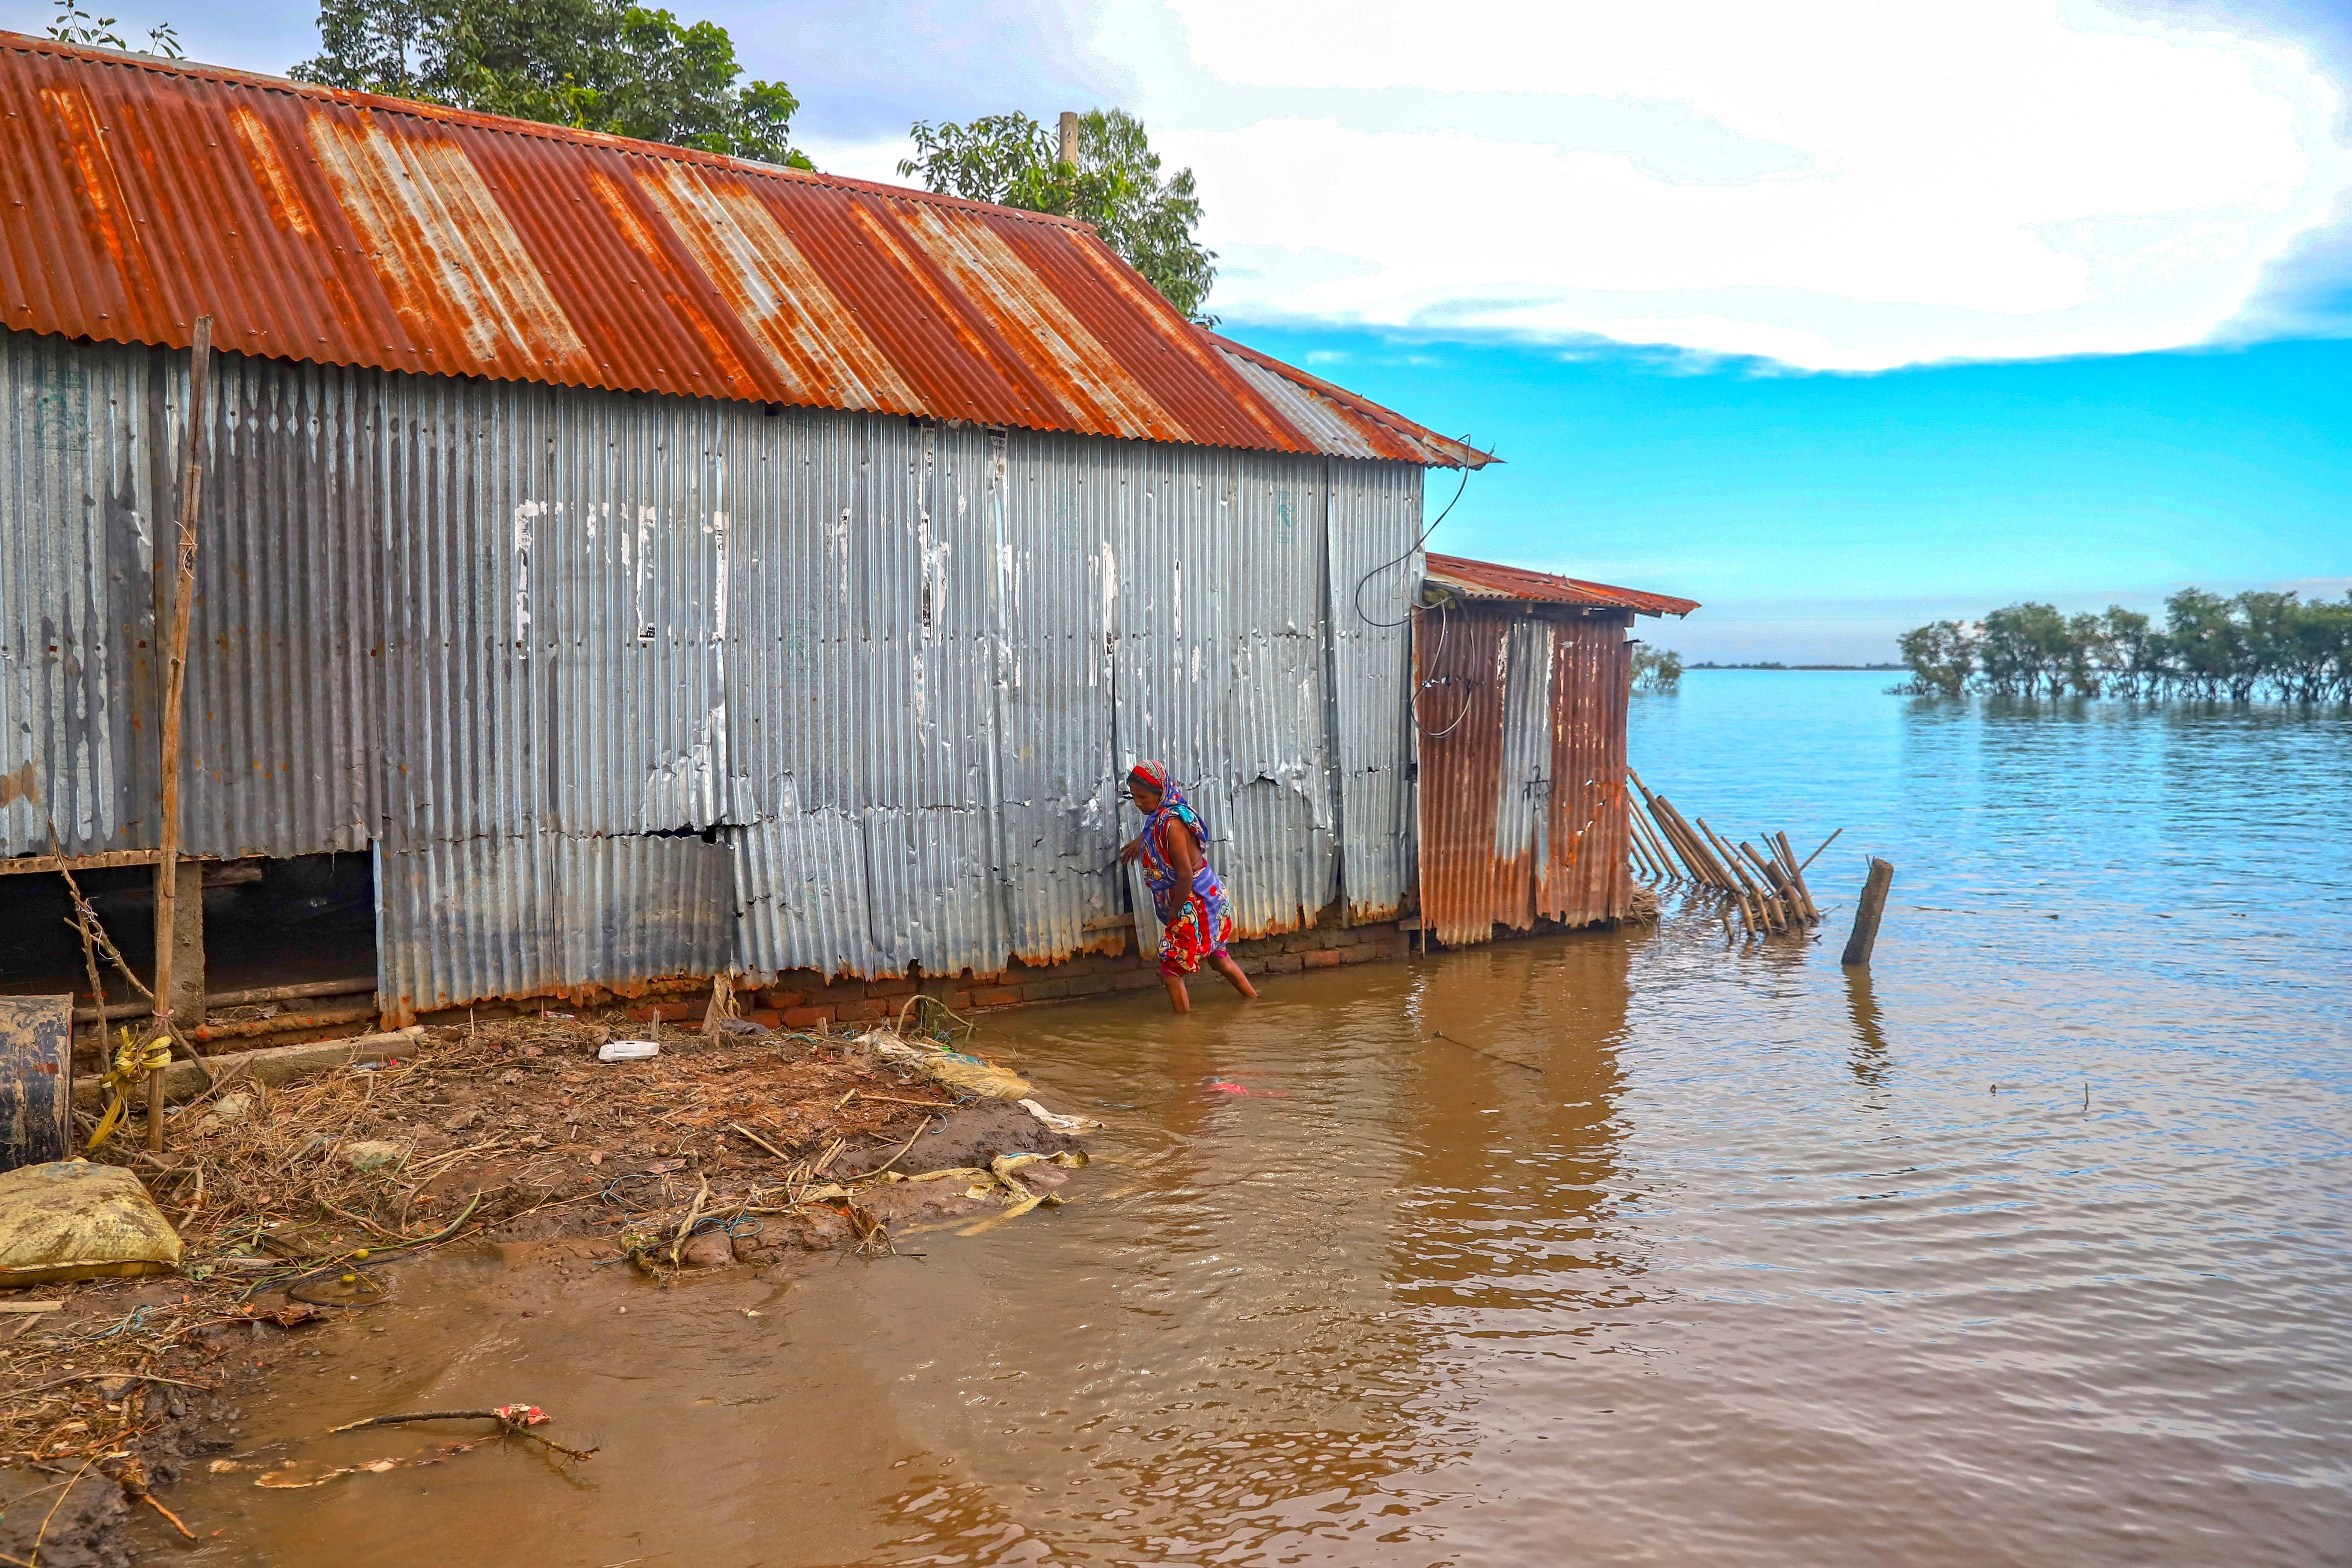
<box><xmin>1745</xmin><ymin>836</ymin><xmax>1798</xmax><ymax>933</ymax></box>
<box><xmin>1743</xmin><ymin>841</ymin><xmax>1804</xmax><ymax>929</ymax></box>
<box><xmin>150</xmin><ymin>315</ymin><xmax>212</xmax><ymax>1151</ymax></box>
<box><xmin>1626</xmin><ymin>828</ymin><xmax>1661</xmax><ymax>883</ymax></box>
<box><xmin>1632</xmin><ymin>805</ymin><xmax>1681</xmax><ymax>883</ymax></box>
<box><xmin>1633</xmin><ymin>793</ymin><xmax>1697</xmax><ymax>883</ymax></box>
<box><xmin>1773</xmin><ymin>831</ymin><xmax>1821</xmax><ymax>923</ymax></box>
<box><xmin>1644</xmin><ymin>801</ymin><xmax>1699</xmax><ymax>882</ymax></box>
<box><xmin>1701</xmin><ymin>819</ymin><xmax>1779</xmax><ymax>933</ymax></box>
<box><xmin>1660</xmin><ymin>798</ymin><xmax>1737</xmax><ymax>891</ymax></box>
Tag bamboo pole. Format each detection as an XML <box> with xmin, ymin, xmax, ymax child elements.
<box><xmin>1631</xmin><ymin>803</ymin><xmax>1681</xmax><ymax>884</ymax></box>
<box><xmin>150</xmin><ymin>315</ymin><xmax>211</xmax><ymax>1152</ymax></box>
<box><xmin>1700</xmin><ymin>818</ymin><xmax>1779</xmax><ymax>933</ymax></box>
<box><xmin>1659</xmin><ymin>797</ymin><xmax>1736</xmax><ymax>891</ymax></box>
<box><xmin>1738</xmin><ymin>840</ymin><xmax>1806</xmax><ymax>930</ymax></box>
<box><xmin>1773</xmin><ymin>831</ymin><xmax>1821</xmax><ymax>923</ymax></box>
<box><xmin>1646</xmin><ymin>804</ymin><xmax>1703</xmax><ymax>888</ymax></box>
<box><xmin>1629</xmin><ymin>779</ymin><xmax>1704</xmax><ymax>883</ymax></box>
<box><xmin>1625</xmin><ymin>826</ymin><xmax>1660</xmax><ymax>882</ymax></box>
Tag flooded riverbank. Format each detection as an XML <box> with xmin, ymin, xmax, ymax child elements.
<box><xmin>146</xmin><ymin>677</ymin><xmax>2352</xmax><ymax>1565</ymax></box>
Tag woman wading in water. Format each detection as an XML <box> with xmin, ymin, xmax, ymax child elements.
<box><xmin>1120</xmin><ymin>763</ymin><xmax>1259</xmax><ymax>1014</ymax></box>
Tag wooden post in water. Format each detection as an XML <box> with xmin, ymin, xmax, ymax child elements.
<box><xmin>1841</xmin><ymin>858</ymin><xmax>1894</xmax><ymax>968</ymax></box>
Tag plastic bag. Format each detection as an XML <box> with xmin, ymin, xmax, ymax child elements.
<box><xmin>1019</xmin><ymin>1099</ymin><xmax>1101</xmax><ymax>1135</ymax></box>
<box><xmin>862</xmin><ymin>1032</ymin><xmax>1032</xmax><ymax>1100</ymax></box>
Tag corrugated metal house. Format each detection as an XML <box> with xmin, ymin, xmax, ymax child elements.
<box><xmin>0</xmin><ymin>35</ymin><xmax>1690</xmax><ymax>1027</ymax></box>
<box><xmin>1414</xmin><ymin>553</ymin><xmax>1697</xmax><ymax>947</ymax></box>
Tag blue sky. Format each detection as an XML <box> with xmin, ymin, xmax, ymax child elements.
<box><xmin>12</xmin><ymin>0</ymin><xmax>2350</xmax><ymax>661</ymax></box>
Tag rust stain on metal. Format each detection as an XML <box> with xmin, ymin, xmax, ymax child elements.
<box><xmin>1426</xmin><ymin>553</ymin><xmax>1700</xmax><ymax>618</ymax></box>
<box><xmin>1416</xmin><ymin>608</ymin><xmax>1636</xmax><ymax>948</ymax></box>
<box><xmin>637</xmin><ymin>162</ymin><xmax>914</xmax><ymax>411</ymax></box>
<box><xmin>0</xmin><ymin>34</ymin><xmax>1488</xmax><ymax>463</ymax></box>
<box><xmin>37</xmin><ymin>84</ymin><xmax>163</xmax><ymax>324</ymax></box>
<box><xmin>225</xmin><ymin>102</ymin><xmax>319</xmax><ymax>239</ymax></box>
<box><xmin>582</xmin><ymin>166</ymin><xmax>762</xmax><ymax>394</ymax></box>
<box><xmin>306</xmin><ymin>110</ymin><xmax>587</xmax><ymax>371</ymax></box>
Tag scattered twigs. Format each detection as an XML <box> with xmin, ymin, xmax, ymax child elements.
<box><xmin>729</xmin><ymin>1122</ymin><xmax>794</xmax><ymax>1162</ymax></box>
<box><xmin>860</xmin><ymin>1116</ymin><xmax>934</xmax><ymax>1180</ymax></box>
<box><xmin>238</xmin><ymin>1192</ymin><xmax>485</xmax><ymax>1300</ymax></box>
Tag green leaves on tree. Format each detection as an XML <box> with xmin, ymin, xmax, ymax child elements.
<box><xmin>295</xmin><ymin>0</ymin><xmax>812</xmax><ymax>168</ymax></box>
<box><xmin>1896</xmin><ymin>590</ymin><xmax>2352</xmax><ymax>702</ymax></box>
<box><xmin>897</xmin><ymin>109</ymin><xmax>1218</xmax><ymax>323</ymax></box>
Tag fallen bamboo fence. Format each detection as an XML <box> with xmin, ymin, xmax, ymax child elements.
<box><xmin>1625</xmin><ymin>768</ymin><xmax>1834</xmax><ymax>942</ymax></box>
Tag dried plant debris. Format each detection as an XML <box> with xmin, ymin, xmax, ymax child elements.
<box><xmin>1</xmin><ymin>1011</ymin><xmax>1086</xmax><ymax>1565</ymax></box>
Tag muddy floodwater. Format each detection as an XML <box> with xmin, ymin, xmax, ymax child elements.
<box><xmin>156</xmin><ymin>675</ymin><xmax>2352</xmax><ymax>1565</ymax></box>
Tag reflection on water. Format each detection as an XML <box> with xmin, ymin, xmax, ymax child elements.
<box><xmin>1844</xmin><ymin>969</ymin><xmax>1889</xmax><ymax>1086</ymax></box>
<box><xmin>162</xmin><ymin>676</ymin><xmax>2352</xmax><ymax>1566</ymax></box>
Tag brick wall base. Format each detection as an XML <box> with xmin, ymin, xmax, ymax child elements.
<box><xmin>413</xmin><ymin>911</ymin><xmax>1412</xmax><ymax>1031</ymax></box>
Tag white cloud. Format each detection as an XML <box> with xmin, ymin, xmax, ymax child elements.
<box><xmin>1076</xmin><ymin>0</ymin><xmax>2352</xmax><ymax>368</ymax></box>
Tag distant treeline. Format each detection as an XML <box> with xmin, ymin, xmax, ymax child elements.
<box><xmin>1896</xmin><ymin>589</ymin><xmax>2352</xmax><ymax>701</ymax></box>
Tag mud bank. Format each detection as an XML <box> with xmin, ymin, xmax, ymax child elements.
<box><xmin>0</xmin><ymin>1013</ymin><xmax>1087</xmax><ymax>1565</ymax></box>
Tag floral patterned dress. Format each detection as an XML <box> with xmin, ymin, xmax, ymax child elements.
<box><xmin>1133</xmin><ymin>769</ymin><xmax>1234</xmax><ymax>978</ymax></box>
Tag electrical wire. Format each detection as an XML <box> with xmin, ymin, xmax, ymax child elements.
<box><xmin>1409</xmin><ymin>600</ymin><xmax>1476</xmax><ymax>739</ymax></box>
<box><xmin>1351</xmin><ymin>453</ymin><xmax>1476</xmax><ymax>630</ymax></box>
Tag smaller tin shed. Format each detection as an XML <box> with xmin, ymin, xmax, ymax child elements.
<box><xmin>1413</xmin><ymin>553</ymin><xmax>1698</xmax><ymax>948</ymax></box>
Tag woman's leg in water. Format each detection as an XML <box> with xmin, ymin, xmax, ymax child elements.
<box><xmin>1208</xmin><ymin>951</ymin><xmax>1257</xmax><ymax>998</ymax></box>
<box><xmin>1163</xmin><ymin>972</ymin><xmax>1191</xmax><ymax>1012</ymax></box>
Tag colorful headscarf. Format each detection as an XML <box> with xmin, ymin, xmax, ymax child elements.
<box><xmin>1128</xmin><ymin>761</ymin><xmax>1207</xmax><ymax>838</ymax></box>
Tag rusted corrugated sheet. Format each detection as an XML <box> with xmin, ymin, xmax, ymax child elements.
<box><xmin>1414</xmin><ymin>606</ymin><xmax>1633</xmax><ymax>946</ymax></box>
<box><xmin>0</xmin><ymin>34</ymin><xmax>1491</xmax><ymax>469</ymax></box>
<box><xmin>1426</xmin><ymin>553</ymin><xmax>1699</xmax><ymax>618</ymax></box>
<box><xmin>1413</xmin><ymin>607</ymin><xmax>1513</xmax><ymax>947</ymax></box>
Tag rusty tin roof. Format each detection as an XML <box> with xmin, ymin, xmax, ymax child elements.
<box><xmin>1425</xmin><ymin>552</ymin><xmax>1699</xmax><ymax>617</ymax></box>
<box><xmin>0</xmin><ymin>34</ymin><xmax>1491</xmax><ymax>466</ymax></box>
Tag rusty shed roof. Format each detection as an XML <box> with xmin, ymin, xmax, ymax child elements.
<box><xmin>1426</xmin><ymin>552</ymin><xmax>1700</xmax><ymax>618</ymax></box>
<box><xmin>0</xmin><ymin>34</ymin><xmax>1491</xmax><ymax>467</ymax></box>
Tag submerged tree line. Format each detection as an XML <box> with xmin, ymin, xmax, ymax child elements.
<box><xmin>1897</xmin><ymin>589</ymin><xmax>2352</xmax><ymax>702</ymax></box>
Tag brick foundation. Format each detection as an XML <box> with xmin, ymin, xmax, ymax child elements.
<box><xmin>413</xmin><ymin>910</ymin><xmax>1413</xmax><ymax>1032</ymax></box>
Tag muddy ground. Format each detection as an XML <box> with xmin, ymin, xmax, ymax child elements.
<box><xmin>0</xmin><ymin>1013</ymin><xmax>1086</xmax><ymax>1565</ymax></box>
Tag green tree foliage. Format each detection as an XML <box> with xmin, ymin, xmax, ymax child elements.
<box><xmin>1895</xmin><ymin>590</ymin><xmax>2352</xmax><ymax>703</ymax></box>
<box><xmin>1631</xmin><ymin>645</ymin><xmax>1684</xmax><ymax>694</ymax></box>
<box><xmin>898</xmin><ymin>109</ymin><xmax>1217</xmax><ymax>322</ymax></box>
<box><xmin>294</xmin><ymin>0</ymin><xmax>810</xmax><ymax>167</ymax></box>
<box><xmin>1895</xmin><ymin>620</ymin><xmax>1975</xmax><ymax>697</ymax></box>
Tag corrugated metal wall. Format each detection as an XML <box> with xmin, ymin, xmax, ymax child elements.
<box><xmin>1</xmin><ymin>328</ymin><xmax>1427</xmax><ymax>1017</ymax></box>
<box><xmin>1414</xmin><ymin>606</ymin><xmax>1632</xmax><ymax>947</ymax></box>
<box><xmin>0</xmin><ymin>331</ymin><xmax>166</xmax><ymax>857</ymax></box>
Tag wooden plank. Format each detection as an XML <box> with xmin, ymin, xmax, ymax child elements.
<box><xmin>0</xmin><ymin>995</ymin><xmax>74</xmax><ymax>1171</ymax></box>
<box><xmin>0</xmin><ymin>850</ymin><xmax>165</xmax><ymax>878</ymax></box>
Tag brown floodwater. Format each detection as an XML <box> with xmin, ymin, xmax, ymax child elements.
<box><xmin>147</xmin><ymin>677</ymin><xmax>2352</xmax><ymax>1565</ymax></box>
